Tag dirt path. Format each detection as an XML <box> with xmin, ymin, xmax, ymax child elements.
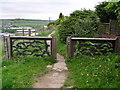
<box><xmin>32</xmin><ymin>31</ymin><xmax>68</xmax><ymax>88</ymax></box>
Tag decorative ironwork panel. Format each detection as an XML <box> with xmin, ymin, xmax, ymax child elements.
<box><xmin>73</xmin><ymin>40</ymin><xmax>115</xmax><ymax>56</ymax></box>
<box><xmin>11</xmin><ymin>39</ymin><xmax>51</xmax><ymax>57</ymax></box>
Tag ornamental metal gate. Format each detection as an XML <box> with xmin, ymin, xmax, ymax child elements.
<box><xmin>3</xmin><ymin>36</ymin><xmax>57</xmax><ymax>59</ymax></box>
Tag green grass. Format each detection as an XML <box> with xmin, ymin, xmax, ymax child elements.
<box><xmin>37</xmin><ymin>28</ymin><xmax>55</xmax><ymax>37</ymax></box>
<box><xmin>1</xmin><ymin>20</ymin><xmax>49</xmax><ymax>29</ymax></box>
<box><xmin>64</xmin><ymin>54</ymin><xmax>120</xmax><ymax>88</ymax></box>
<box><xmin>50</xmin><ymin>28</ymin><xmax>120</xmax><ymax>88</ymax></box>
<box><xmin>51</xmin><ymin>30</ymin><xmax>66</xmax><ymax>57</ymax></box>
<box><xmin>2</xmin><ymin>56</ymin><xmax>57</xmax><ymax>88</ymax></box>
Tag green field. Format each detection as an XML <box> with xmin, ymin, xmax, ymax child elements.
<box><xmin>1</xmin><ymin>19</ymin><xmax>49</xmax><ymax>29</ymax></box>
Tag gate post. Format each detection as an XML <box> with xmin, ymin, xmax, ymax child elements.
<box><xmin>8</xmin><ymin>35</ymin><xmax>12</xmax><ymax>59</ymax></box>
<box><xmin>66</xmin><ymin>37</ymin><xmax>73</xmax><ymax>58</ymax></box>
<box><xmin>3</xmin><ymin>36</ymin><xmax>9</xmax><ymax>59</ymax></box>
<box><xmin>51</xmin><ymin>37</ymin><xmax>57</xmax><ymax>58</ymax></box>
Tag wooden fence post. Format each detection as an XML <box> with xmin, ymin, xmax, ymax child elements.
<box><xmin>28</xmin><ymin>29</ymin><xmax>31</xmax><ymax>36</ymax></box>
<box><xmin>51</xmin><ymin>37</ymin><xmax>57</xmax><ymax>58</ymax></box>
<box><xmin>3</xmin><ymin>36</ymin><xmax>9</xmax><ymax>59</ymax></box>
<box><xmin>8</xmin><ymin>35</ymin><xmax>12</xmax><ymax>59</ymax></box>
<box><xmin>66</xmin><ymin>37</ymin><xmax>73</xmax><ymax>58</ymax></box>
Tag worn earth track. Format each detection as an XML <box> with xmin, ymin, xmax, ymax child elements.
<box><xmin>33</xmin><ymin>31</ymin><xmax>68</xmax><ymax>88</ymax></box>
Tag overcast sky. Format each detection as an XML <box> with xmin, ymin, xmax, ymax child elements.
<box><xmin>0</xmin><ymin>0</ymin><xmax>107</xmax><ymax>20</ymax></box>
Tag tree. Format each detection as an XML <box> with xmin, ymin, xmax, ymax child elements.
<box><xmin>105</xmin><ymin>1</ymin><xmax>120</xmax><ymax>20</ymax></box>
<box><xmin>59</xmin><ymin>12</ymin><xmax>64</xmax><ymax>19</ymax></box>
<box><xmin>55</xmin><ymin>13</ymin><xmax>65</xmax><ymax>25</ymax></box>
<box><xmin>95</xmin><ymin>1</ymin><xmax>119</xmax><ymax>23</ymax></box>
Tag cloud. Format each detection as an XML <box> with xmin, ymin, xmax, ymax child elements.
<box><xmin>0</xmin><ymin>0</ymin><xmax>106</xmax><ymax>20</ymax></box>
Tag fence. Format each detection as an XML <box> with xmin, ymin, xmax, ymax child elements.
<box><xmin>110</xmin><ymin>20</ymin><xmax>120</xmax><ymax>35</ymax></box>
<box><xmin>3</xmin><ymin>36</ymin><xmax>57</xmax><ymax>59</ymax></box>
<box><xmin>97</xmin><ymin>20</ymin><xmax>120</xmax><ymax>35</ymax></box>
<box><xmin>97</xmin><ymin>23</ymin><xmax>110</xmax><ymax>34</ymax></box>
<box><xmin>16</xmin><ymin>29</ymin><xmax>36</xmax><ymax>36</ymax></box>
<box><xmin>66</xmin><ymin>37</ymin><xmax>118</xmax><ymax>58</ymax></box>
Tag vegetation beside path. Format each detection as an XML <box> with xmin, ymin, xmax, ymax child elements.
<box><xmin>2</xmin><ymin>56</ymin><xmax>56</xmax><ymax>88</ymax></box>
<box><xmin>2</xmin><ymin>30</ymin><xmax>57</xmax><ymax>88</ymax></box>
<box><xmin>52</xmin><ymin>30</ymin><xmax>120</xmax><ymax>88</ymax></box>
<box><xmin>64</xmin><ymin>54</ymin><xmax>120</xmax><ymax>88</ymax></box>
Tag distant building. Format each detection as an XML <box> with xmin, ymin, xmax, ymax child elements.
<box><xmin>14</xmin><ymin>27</ymin><xmax>36</xmax><ymax>33</ymax></box>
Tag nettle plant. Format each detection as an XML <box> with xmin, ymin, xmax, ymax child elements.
<box><xmin>74</xmin><ymin>41</ymin><xmax>113</xmax><ymax>56</ymax></box>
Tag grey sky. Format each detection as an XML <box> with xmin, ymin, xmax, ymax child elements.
<box><xmin>0</xmin><ymin>0</ymin><xmax>106</xmax><ymax>20</ymax></box>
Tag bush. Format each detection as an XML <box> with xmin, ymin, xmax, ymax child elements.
<box><xmin>57</xmin><ymin>9</ymin><xmax>98</xmax><ymax>43</ymax></box>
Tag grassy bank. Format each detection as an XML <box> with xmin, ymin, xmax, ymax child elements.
<box><xmin>2</xmin><ymin>56</ymin><xmax>56</xmax><ymax>88</ymax></box>
<box><xmin>51</xmin><ymin>29</ymin><xmax>120</xmax><ymax>88</ymax></box>
<box><xmin>64</xmin><ymin>54</ymin><xmax>120</xmax><ymax>88</ymax></box>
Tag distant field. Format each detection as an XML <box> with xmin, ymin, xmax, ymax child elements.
<box><xmin>1</xmin><ymin>19</ymin><xmax>50</xmax><ymax>29</ymax></box>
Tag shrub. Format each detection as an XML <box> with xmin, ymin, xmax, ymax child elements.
<box><xmin>57</xmin><ymin>9</ymin><xmax>98</xmax><ymax>43</ymax></box>
<box><xmin>47</xmin><ymin>22</ymin><xmax>55</xmax><ymax>29</ymax></box>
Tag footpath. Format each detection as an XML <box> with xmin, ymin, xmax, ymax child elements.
<box><xmin>32</xmin><ymin>31</ymin><xmax>68</xmax><ymax>88</ymax></box>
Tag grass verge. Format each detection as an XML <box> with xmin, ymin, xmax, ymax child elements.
<box><xmin>2</xmin><ymin>56</ymin><xmax>56</xmax><ymax>88</ymax></box>
<box><xmin>64</xmin><ymin>54</ymin><xmax>120</xmax><ymax>88</ymax></box>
